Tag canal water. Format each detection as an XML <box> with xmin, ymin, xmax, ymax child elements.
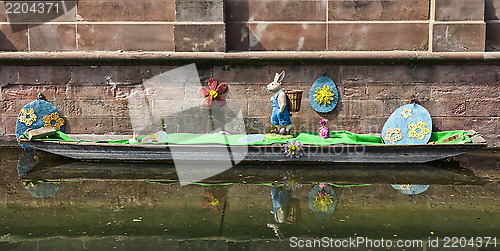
<box><xmin>0</xmin><ymin>147</ymin><xmax>498</xmax><ymax>250</ymax></box>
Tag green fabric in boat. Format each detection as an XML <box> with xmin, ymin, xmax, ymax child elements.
<box><xmin>31</xmin><ymin>130</ymin><xmax>473</xmax><ymax>145</ymax></box>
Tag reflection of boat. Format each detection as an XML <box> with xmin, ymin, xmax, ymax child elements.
<box><xmin>20</xmin><ymin>134</ymin><xmax>486</xmax><ymax>164</ymax></box>
<box><xmin>21</xmin><ymin>160</ymin><xmax>484</xmax><ymax>186</ymax></box>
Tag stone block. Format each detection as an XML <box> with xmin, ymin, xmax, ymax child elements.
<box><xmin>64</xmin><ymin>117</ymin><xmax>113</xmax><ymax>134</ymax></box>
<box><xmin>329</xmin><ymin>0</ymin><xmax>430</xmax><ymax>21</ymax></box>
<box><xmin>29</xmin><ymin>24</ymin><xmax>76</xmax><ymax>51</ymax></box>
<box><xmin>435</xmin><ymin>0</ymin><xmax>484</xmax><ymax>21</ymax></box>
<box><xmin>486</xmin><ymin>23</ymin><xmax>500</xmax><ymax>51</ymax></box>
<box><xmin>344</xmin><ymin>99</ymin><xmax>384</xmax><ymax>118</ymax></box>
<box><xmin>341</xmin><ymin>65</ymin><xmax>396</xmax><ymax>83</ymax></box>
<box><xmin>176</xmin><ymin>0</ymin><xmax>223</xmax><ymax>22</ymax></box>
<box><xmin>77</xmin><ymin>24</ymin><xmax>121</xmax><ymax>51</ymax></box>
<box><xmin>0</xmin><ymin>66</ymin><xmax>19</xmax><ymax>84</ymax></box>
<box><xmin>270</xmin><ymin>65</ymin><xmax>341</xmax><ymax>83</ymax></box>
<box><xmin>213</xmin><ymin>65</ymin><xmax>270</xmax><ymax>84</ymax></box>
<box><xmin>0</xmin><ymin>24</ymin><xmax>28</xmax><ymax>51</ymax></box>
<box><xmin>226</xmin><ymin>23</ymin><xmax>250</xmax><ymax>51</ymax></box>
<box><xmin>70</xmin><ymin>66</ymin><xmax>141</xmax><ymax>85</ymax></box>
<box><xmin>77</xmin><ymin>1</ymin><xmax>175</xmax><ymax>22</ymax></box>
<box><xmin>0</xmin><ymin>1</ymin><xmax>76</xmax><ymax>22</ymax></box>
<box><xmin>80</xmin><ymin>99</ymin><xmax>115</xmax><ymax>117</ymax></box>
<box><xmin>226</xmin><ymin>0</ymin><xmax>327</xmax><ymax>21</ymax></box>
<box><xmin>485</xmin><ymin>0</ymin><xmax>500</xmax><ymax>20</ymax></box>
<box><xmin>121</xmin><ymin>24</ymin><xmax>174</xmax><ymax>51</ymax></box>
<box><xmin>424</xmin><ymin>99</ymin><xmax>467</xmax><ymax>117</ymax></box>
<box><xmin>174</xmin><ymin>24</ymin><xmax>225</xmax><ymax>52</ymax></box>
<box><xmin>67</xmin><ymin>85</ymin><xmax>114</xmax><ymax>100</ymax></box>
<box><xmin>18</xmin><ymin>66</ymin><xmax>72</xmax><ymax>84</ymax></box>
<box><xmin>466</xmin><ymin>100</ymin><xmax>500</xmax><ymax>117</ymax></box>
<box><xmin>328</xmin><ymin>23</ymin><xmax>428</xmax><ymax>51</ymax></box>
<box><xmin>433</xmin><ymin>23</ymin><xmax>486</xmax><ymax>52</ymax></box>
<box><xmin>247</xmin><ymin>23</ymin><xmax>326</xmax><ymax>51</ymax></box>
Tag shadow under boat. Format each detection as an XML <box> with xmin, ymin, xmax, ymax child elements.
<box><xmin>19</xmin><ymin>151</ymin><xmax>485</xmax><ymax>186</ymax></box>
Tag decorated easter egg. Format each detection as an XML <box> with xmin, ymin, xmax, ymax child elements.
<box><xmin>382</xmin><ymin>104</ymin><xmax>432</xmax><ymax>145</ymax></box>
<box><xmin>16</xmin><ymin>100</ymin><xmax>65</xmax><ymax>148</ymax></box>
<box><xmin>392</xmin><ymin>184</ymin><xmax>429</xmax><ymax>195</ymax></box>
<box><xmin>309</xmin><ymin>76</ymin><xmax>338</xmax><ymax>113</ymax></box>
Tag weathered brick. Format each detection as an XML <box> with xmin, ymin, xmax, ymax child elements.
<box><xmin>461</xmin><ymin>83</ymin><xmax>500</xmax><ymax>100</ymax></box>
<box><xmin>248</xmin><ymin>97</ymin><xmax>272</xmax><ymax>117</ymax></box>
<box><xmin>329</xmin><ymin>0</ymin><xmax>429</xmax><ymax>21</ymax></box>
<box><xmin>77</xmin><ymin>24</ymin><xmax>121</xmax><ymax>51</ymax></box>
<box><xmin>0</xmin><ymin>66</ymin><xmax>19</xmax><ymax>84</ymax></box>
<box><xmin>121</xmin><ymin>24</ymin><xmax>174</xmax><ymax>51</ymax></box>
<box><xmin>344</xmin><ymin>99</ymin><xmax>384</xmax><ymax>118</ymax></box>
<box><xmin>112</xmin><ymin>117</ymin><xmax>133</xmax><ymax>134</ymax></box>
<box><xmin>467</xmin><ymin>100</ymin><xmax>500</xmax><ymax>117</ymax></box>
<box><xmin>270</xmin><ymin>66</ymin><xmax>341</xmax><ymax>83</ymax></box>
<box><xmin>424</xmin><ymin>99</ymin><xmax>467</xmax><ymax>117</ymax></box>
<box><xmin>67</xmin><ymin>85</ymin><xmax>114</xmax><ymax>100</ymax></box>
<box><xmin>485</xmin><ymin>0</ymin><xmax>500</xmax><ymax>20</ymax></box>
<box><xmin>77</xmin><ymin>1</ymin><xmax>175</xmax><ymax>22</ymax></box>
<box><xmin>343</xmin><ymin>82</ymin><xmax>367</xmax><ymax>99</ymax></box>
<box><xmin>174</xmin><ymin>24</ymin><xmax>225</xmax><ymax>52</ymax></box>
<box><xmin>328</xmin><ymin>23</ymin><xmax>428</xmax><ymax>51</ymax></box>
<box><xmin>80</xmin><ymin>99</ymin><xmax>115</xmax><ymax>117</ymax></box>
<box><xmin>176</xmin><ymin>0</ymin><xmax>223</xmax><ymax>22</ymax></box>
<box><xmin>433</xmin><ymin>23</ymin><xmax>486</xmax><ymax>52</ymax></box>
<box><xmin>0</xmin><ymin>1</ymin><xmax>76</xmax><ymax>22</ymax></box>
<box><xmin>226</xmin><ymin>23</ymin><xmax>250</xmax><ymax>52</ymax></box>
<box><xmin>435</xmin><ymin>0</ymin><xmax>484</xmax><ymax>21</ymax></box>
<box><xmin>64</xmin><ymin>117</ymin><xmax>113</xmax><ymax>134</ymax></box>
<box><xmin>486</xmin><ymin>23</ymin><xmax>500</xmax><ymax>51</ymax></box>
<box><xmin>29</xmin><ymin>24</ymin><xmax>76</xmax><ymax>51</ymax></box>
<box><xmin>247</xmin><ymin>23</ymin><xmax>326</xmax><ymax>51</ymax></box>
<box><xmin>18</xmin><ymin>66</ymin><xmax>72</xmax><ymax>84</ymax></box>
<box><xmin>2</xmin><ymin>116</ymin><xmax>17</xmax><ymax>134</ymax></box>
<box><xmin>226</xmin><ymin>0</ymin><xmax>327</xmax><ymax>21</ymax></box>
<box><xmin>213</xmin><ymin>66</ymin><xmax>270</xmax><ymax>83</ymax></box>
<box><xmin>70</xmin><ymin>66</ymin><xmax>141</xmax><ymax>85</ymax></box>
<box><xmin>0</xmin><ymin>24</ymin><xmax>28</xmax><ymax>51</ymax></box>
<box><xmin>341</xmin><ymin>65</ymin><xmax>395</xmax><ymax>83</ymax></box>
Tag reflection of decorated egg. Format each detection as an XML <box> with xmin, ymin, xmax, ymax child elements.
<box><xmin>309</xmin><ymin>76</ymin><xmax>338</xmax><ymax>113</ymax></box>
<box><xmin>392</xmin><ymin>184</ymin><xmax>429</xmax><ymax>195</ymax></box>
<box><xmin>16</xmin><ymin>100</ymin><xmax>65</xmax><ymax>149</ymax></box>
<box><xmin>382</xmin><ymin>104</ymin><xmax>432</xmax><ymax>145</ymax></box>
<box><xmin>308</xmin><ymin>185</ymin><xmax>337</xmax><ymax>220</ymax></box>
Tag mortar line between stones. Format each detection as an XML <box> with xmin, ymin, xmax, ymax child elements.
<box><xmin>429</xmin><ymin>0</ymin><xmax>436</xmax><ymax>52</ymax></box>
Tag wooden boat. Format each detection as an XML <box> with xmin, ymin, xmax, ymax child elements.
<box><xmin>20</xmin><ymin>133</ymin><xmax>487</xmax><ymax>164</ymax></box>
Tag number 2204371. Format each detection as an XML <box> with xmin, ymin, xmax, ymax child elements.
<box><xmin>442</xmin><ymin>237</ymin><xmax>497</xmax><ymax>248</ymax></box>
<box><xmin>5</xmin><ymin>2</ymin><xmax>60</xmax><ymax>14</ymax></box>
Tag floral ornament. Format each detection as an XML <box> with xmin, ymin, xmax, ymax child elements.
<box><xmin>384</xmin><ymin>127</ymin><xmax>403</xmax><ymax>144</ymax></box>
<box><xmin>43</xmin><ymin>112</ymin><xmax>65</xmax><ymax>130</ymax></box>
<box><xmin>408</xmin><ymin>121</ymin><xmax>430</xmax><ymax>140</ymax></box>
<box><xmin>399</xmin><ymin>184</ymin><xmax>412</xmax><ymax>191</ymax></box>
<box><xmin>400</xmin><ymin>108</ymin><xmax>413</xmax><ymax>119</ymax></box>
<box><xmin>198</xmin><ymin>78</ymin><xmax>228</xmax><ymax>107</ymax></box>
<box><xmin>313</xmin><ymin>85</ymin><xmax>335</xmax><ymax>106</ymax></box>
<box><xmin>283</xmin><ymin>170</ymin><xmax>303</xmax><ymax>191</ymax></box>
<box><xmin>313</xmin><ymin>183</ymin><xmax>334</xmax><ymax>212</ymax></box>
<box><xmin>282</xmin><ymin>140</ymin><xmax>304</xmax><ymax>158</ymax></box>
<box><xmin>19</xmin><ymin>108</ymin><xmax>37</xmax><ymax>126</ymax></box>
<box><xmin>319</xmin><ymin>119</ymin><xmax>329</xmax><ymax>139</ymax></box>
<box><xmin>200</xmin><ymin>188</ymin><xmax>227</xmax><ymax>216</ymax></box>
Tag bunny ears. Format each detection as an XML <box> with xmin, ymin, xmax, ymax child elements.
<box><xmin>273</xmin><ymin>71</ymin><xmax>285</xmax><ymax>83</ymax></box>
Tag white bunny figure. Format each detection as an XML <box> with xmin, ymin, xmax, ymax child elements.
<box><xmin>267</xmin><ymin>71</ymin><xmax>291</xmax><ymax>134</ymax></box>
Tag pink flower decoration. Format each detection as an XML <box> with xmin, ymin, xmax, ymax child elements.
<box><xmin>198</xmin><ymin>78</ymin><xmax>228</xmax><ymax>107</ymax></box>
<box><xmin>319</xmin><ymin>119</ymin><xmax>328</xmax><ymax>126</ymax></box>
<box><xmin>319</xmin><ymin>183</ymin><xmax>328</xmax><ymax>189</ymax></box>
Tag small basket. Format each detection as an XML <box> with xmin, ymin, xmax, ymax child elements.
<box><xmin>284</xmin><ymin>90</ymin><xmax>303</xmax><ymax>112</ymax></box>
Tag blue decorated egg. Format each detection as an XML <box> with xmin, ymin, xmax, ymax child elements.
<box><xmin>309</xmin><ymin>76</ymin><xmax>338</xmax><ymax>113</ymax></box>
<box><xmin>382</xmin><ymin>104</ymin><xmax>432</xmax><ymax>145</ymax></box>
<box><xmin>392</xmin><ymin>184</ymin><xmax>429</xmax><ymax>195</ymax></box>
<box><xmin>16</xmin><ymin>100</ymin><xmax>65</xmax><ymax>149</ymax></box>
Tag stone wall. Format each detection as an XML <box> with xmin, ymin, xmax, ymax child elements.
<box><xmin>0</xmin><ymin>0</ymin><xmax>498</xmax><ymax>147</ymax></box>
<box><xmin>0</xmin><ymin>0</ymin><xmax>498</xmax><ymax>52</ymax></box>
<box><xmin>1</xmin><ymin>63</ymin><xmax>498</xmax><ymax>146</ymax></box>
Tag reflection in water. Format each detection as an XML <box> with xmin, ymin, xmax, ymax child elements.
<box><xmin>392</xmin><ymin>184</ymin><xmax>430</xmax><ymax>196</ymax></box>
<box><xmin>200</xmin><ymin>187</ymin><xmax>228</xmax><ymax>216</ymax></box>
<box><xmin>17</xmin><ymin>149</ymin><xmax>61</xmax><ymax>198</ymax></box>
<box><xmin>283</xmin><ymin>170</ymin><xmax>303</xmax><ymax>191</ymax></box>
<box><xmin>309</xmin><ymin>183</ymin><xmax>337</xmax><ymax>221</ymax></box>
